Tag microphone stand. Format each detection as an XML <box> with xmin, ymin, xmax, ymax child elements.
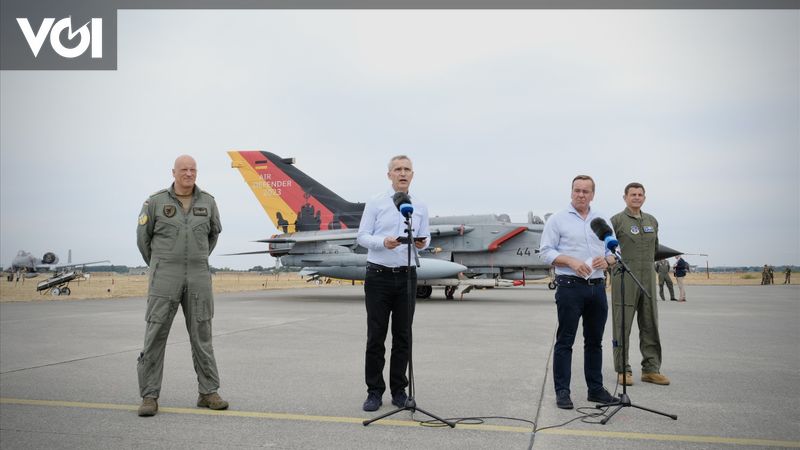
<box><xmin>598</xmin><ymin>251</ymin><xmax>677</xmax><ymax>424</ymax></box>
<box><xmin>363</xmin><ymin>213</ymin><xmax>455</xmax><ymax>428</ymax></box>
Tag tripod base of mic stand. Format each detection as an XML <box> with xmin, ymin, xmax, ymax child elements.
<box><xmin>597</xmin><ymin>393</ymin><xmax>678</xmax><ymax>425</ymax></box>
<box><xmin>362</xmin><ymin>397</ymin><xmax>456</xmax><ymax>428</ymax></box>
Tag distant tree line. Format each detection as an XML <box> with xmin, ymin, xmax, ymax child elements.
<box><xmin>83</xmin><ymin>265</ymin><xmax>129</xmax><ymax>274</ymax></box>
<box><xmin>708</xmin><ymin>265</ymin><xmax>797</xmax><ymax>273</ymax></box>
<box><xmin>75</xmin><ymin>265</ymin><xmax>288</xmax><ymax>274</ymax></box>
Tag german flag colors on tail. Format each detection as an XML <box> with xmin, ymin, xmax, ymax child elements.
<box><xmin>228</xmin><ymin>150</ymin><xmax>365</xmax><ymax>234</ymax></box>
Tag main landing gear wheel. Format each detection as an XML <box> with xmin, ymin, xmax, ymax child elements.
<box><xmin>416</xmin><ymin>285</ymin><xmax>433</xmax><ymax>299</ymax></box>
<box><xmin>50</xmin><ymin>287</ymin><xmax>61</xmax><ymax>296</ymax></box>
<box><xmin>548</xmin><ymin>281</ymin><xmax>557</xmax><ymax>290</ymax></box>
<box><xmin>444</xmin><ymin>286</ymin><xmax>457</xmax><ymax>299</ymax></box>
<box><xmin>61</xmin><ymin>287</ymin><xmax>71</xmax><ymax>296</ymax></box>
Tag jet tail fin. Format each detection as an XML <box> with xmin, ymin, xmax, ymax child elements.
<box><xmin>229</xmin><ymin>150</ymin><xmax>365</xmax><ymax>233</ymax></box>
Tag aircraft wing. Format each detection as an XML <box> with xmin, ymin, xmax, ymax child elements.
<box><xmin>254</xmin><ymin>229</ymin><xmax>359</xmax><ymax>244</ymax></box>
<box><xmin>254</xmin><ymin>225</ymin><xmax>478</xmax><ymax>244</ymax></box>
<box><xmin>222</xmin><ymin>250</ymin><xmax>271</xmax><ymax>256</ymax></box>
<box><xmin>54</xmin><ymin>260</ymin><xmax>111</xmax><ymax>272</ymax></box>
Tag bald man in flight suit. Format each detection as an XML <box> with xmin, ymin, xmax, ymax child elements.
<box><xmin>136</xmin><ymin>155</ymin><xmax>228</xmax><ymax>416</ymax></box>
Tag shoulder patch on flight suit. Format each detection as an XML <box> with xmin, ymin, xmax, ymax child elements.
<box><xmin>193</xmin><ymin>207</ymin><xmax>208</xmax><ymax>216</ymax></box>
<box><xmin>630</xmin><ymin>225</ymin><xmax>640</xmax><ymax>235</ymax></box>
<box><xmin>138</xmin><ymin>213</ymin><xmax>148</xmax><ymax>226</ymax></box>
<box><xmin>643</xmin><ymin>226</ymin><xmax>655</xmax><ymax>233</ymax></box>
<box><xmin>163</xmin><ymin>205</ymin><xmax>176</xmax><ymax>218</ymax></box>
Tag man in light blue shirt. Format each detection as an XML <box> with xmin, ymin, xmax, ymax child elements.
<box><xmin>539</xmin><ymin>175</ymin><xmax>618</xmax><ymax>410</ymax></box>
<box><xmin>356</xmin><ymin>155</ymin><xmax>430</xmax><ymax>412</ymax></box>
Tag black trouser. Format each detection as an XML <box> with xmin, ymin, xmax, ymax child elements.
<box><xmin>364</xmin><ymin>266</ymin><xmax>416</xmax><ymax>395</ymax></box>
<box><xmin>553</xmin><ymin>275</ymin><xmax>608</xmax><ymax>395</ymax></box>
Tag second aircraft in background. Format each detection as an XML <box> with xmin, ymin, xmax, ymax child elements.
<box><xmin>228</xmin><ymin>150</ymin><xmax>551</xmax><ymax>299</ymax></box>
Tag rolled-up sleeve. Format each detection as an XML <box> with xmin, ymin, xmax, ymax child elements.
<box><xmin>538</xmin><ymin>218</ymin><xmax>560</xmax><ymax>266</ymax></box>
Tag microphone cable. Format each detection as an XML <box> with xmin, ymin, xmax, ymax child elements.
<box><xmin>412</xmin><ymin>328</ymin><xmax>619</xmax><ymax>449</ymax></box>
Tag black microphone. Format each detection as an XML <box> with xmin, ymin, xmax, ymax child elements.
<box><xmin>590</xmin><ymin>217</ymin><xmax>619</xmax><ymax>252</ymax></box>
<box><xmin>392</xmin><ymin>192</ymin><xmax>414</xmax><ymax>218</ymax></box>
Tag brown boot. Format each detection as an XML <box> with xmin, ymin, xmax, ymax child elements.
<box><xmin>617</xmin><ymin>372</ymin><xmax>633</xmax><ymax>386</ymax></box>
<box><xmin>641</xmin><ymin>372</ymin><xmax>671</xmax><ymax>385</ymax></box>
<box><xmin>138</xmin><ymin>397</ymin><xmax>158</xmax><ymax>417</ymax></box>
<box><xmin>197</xmin><ymin>392</ymin><xmax>229</xmax><ymax>410</ymax></box>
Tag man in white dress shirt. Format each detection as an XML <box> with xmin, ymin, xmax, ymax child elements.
<box><xmin>539</xmin><ymin>175</ymin><xmax>618</xmax><ymax>410</ymax></box>
<box><xmin>356</xmin><ymin>155</ymin><xmax>430</xmax><ymax>412</ymax></box>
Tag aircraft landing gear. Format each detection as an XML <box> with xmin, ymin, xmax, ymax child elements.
<box><xmin>416</xmin><ymin>285</ymin><xmax>432</xmax><ymax>299</ymax></box>
<box><xmin>548</xmin><ymin>267</ymin><xmax>557</xmax><ymax>290</ymax></box>
<box><xmin>444</xmin><ymin>286</ymin><xmax>456</xmax><ymax>300</ymax></box>
<box><xmin>62</xmin><ymin>287</ymin><xmax>71</xmax><ymax>296</ymax></box>
<box><xmin>50</xmin><ymin>287</ymin><xmax>61</xmax><ymax>296</ymax></box>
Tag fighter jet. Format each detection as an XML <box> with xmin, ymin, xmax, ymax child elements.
<box><xmin>6</xmin><ymin>250</ymin><xmax>59</xmax><ymax>280</ymax></box>
<box><xmin>5</xmin><ymin>250</ymin><xmax>109</xmax><ymax>295</ymax></box>
<box><xmin>228</xmin><ymin>150</ymin><xmax>550</xmax><ymax>299</ymax></box>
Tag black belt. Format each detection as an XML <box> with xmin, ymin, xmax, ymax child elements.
<box><xmin>556</xmin><ymin>275</ymin><xmax>605</xmax><ymax>286</ymax></box>
<box><xmin>367</xmin><ymin>262</ymin><xmax>415</xmax><ymax>273</ymax></box>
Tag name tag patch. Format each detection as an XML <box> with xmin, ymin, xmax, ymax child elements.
<box><xmin>193</xmin><ymin>207</ymin><xmax>208</xmax><ymax>216</ymax></box>
<box><xmin>643</xmin><ymin>226</ymin><xmax>655</xmax><ymax>233</ymax></box>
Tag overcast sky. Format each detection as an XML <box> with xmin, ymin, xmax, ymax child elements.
<box><xmin>1</xmin><ymin>10</ymin><xmax>798</xmax><ymax>270</ymax></box>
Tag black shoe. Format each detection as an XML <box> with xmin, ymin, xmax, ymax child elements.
<box><xmin>362</xmin><ymin>392</ymin><xmax>382</xmax><ymax>412</ymax></box>
<box><xmin>588</xmin><ymin>388</ymin><xmax>619</xmax><ymax>404</ymax></box>
<box><xmin>670</xmin><ymin>298</ymin><xmax>678</xmax><ymax>301</ymax></box>
<box><xmin>391</xmin><ymin>390</ymin><xmax>408</xmax><ymax>408</ymax></box>
<box><xmin>556</xmin><ymin>390</ymin><xmax>573</xmax><ymax>409</ymax></box>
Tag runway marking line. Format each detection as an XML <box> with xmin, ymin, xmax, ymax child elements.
<box><xmin>2</xmin><ymin>397</ymin><xmax>798</xmax><ymax>448</ymax></box>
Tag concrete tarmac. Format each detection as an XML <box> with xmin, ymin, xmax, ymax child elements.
<box><xmin>1</xmin><ymin>284</ymin><xmax>798</xmax><ymax>449</ymax></box>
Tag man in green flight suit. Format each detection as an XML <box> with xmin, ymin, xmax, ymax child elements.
<box><xmin>610</xmin><ymin>182</ymin><xmax>670</xmax><ymax>387</ymax></box>
<box><xmin>136</xmin><ymin>155</ymin><xmax>228</xmax><ymax>417</ymax></box>
<box><xmin>655</xmin><ymin>259</ymin><xmax>677</xmax><ymax>301</ymax></box>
